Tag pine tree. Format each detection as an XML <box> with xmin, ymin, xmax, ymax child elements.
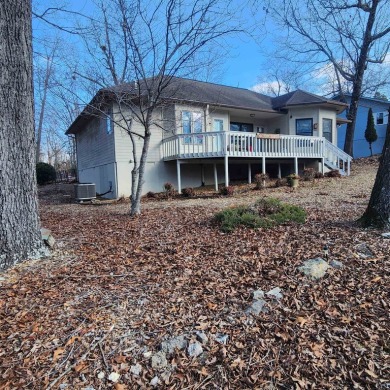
<box><xmin>365</xmin><ymin>108</ymin><xmax>378</xmax><ymax>156</ymax></box>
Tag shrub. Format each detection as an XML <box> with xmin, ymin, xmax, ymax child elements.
<box><xmin>325</xmin><ymin>169</ymin><xmax>341</xmax><ymax>178</ymax></box>
<box><xmin>36</xmin><ymin>162</ymin><xmax>56</xmax><ymax>185</ymax></box>
<box><xmin>146</xmin><ymin>191</ymin><xmax>156</xmax><ymax>198</ymax></box>
<box><xmin>254</xmin><ymin>173</ymin><xmax>269</xmax><ymax>189</ymax></box>
<box><xmin>214</xmin><ymin>197</ymin><xmax>306</xmax><ymax>232</ymax></box>
<box><xmin>302</xmin><ymin>168</ymin><xmax>315</xmax><ymax>181</ymax></box>
<box><xmin>219</xmin><ymin>186</ymin><xmax>234</xmax><ymax>196</ymax></box>
<box><xmin>182</xmin><ymin>187</ymin><xmax>195</xmax><ymax>198</ymax></box>
<box><xmin>314</xmin><ymin>171</ymin><xmax>324</xmax><ymax>179</ymax></box>
<box><xmin>274</xmin><ymin>178</ymin><xmax>288</xmax><ymax>187</ymax></box>
<box><xmin>163</xmin><ymin>182</ymin><xmax>176</xmax><ymax>197</ymax></box>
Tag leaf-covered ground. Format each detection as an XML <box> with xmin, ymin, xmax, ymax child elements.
<box><xmin>0</xmin><ymin>158</ymin><xmax>389</xmax><ymax>389</ymax></box>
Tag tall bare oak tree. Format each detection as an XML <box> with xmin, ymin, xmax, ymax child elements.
<box><xmin>262</xmin><ymin>0</ymin><xmax>390</xmax><ymax>156</ymax></box>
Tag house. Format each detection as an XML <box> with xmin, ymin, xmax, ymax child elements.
<box><xmin>335</xmin><ymin>94</ymin><xmax>390</xmax><ymax>158</ymax></box>
<box><xmin>66</xmin><ymin>77</ymin><xmax>352</xmax><ymax>199</ymax></box>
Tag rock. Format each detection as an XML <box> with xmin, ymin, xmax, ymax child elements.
<box><xmin>196</xmin><ymin>331</ymin><xmax>208</xmax><ymax>344</ymax></box>
<box><xmin>150</xmin><ymin>376</ymin><xmax>160</xmax><ymax>387</ymax></box>
<box><xmin>161</xmin><ymin>335</ymin><xmax>187</xmax><ymax>354</ymax></box>
<box><xmin>41</xmin><ymin>228</ymin><xmax>56</xmax><ymax>249</ymax></box>
<box><xmin>330</xmin><ymin>259</ymin><xmax>344</xmax><ymax>269</ymax></box>
<box><xmin>187</xmin><ymin>341</ymin><xmax>203</xmax><ymax>357</ymax></box>
<box><xmin>59</xmin><ymin>385</ymin><xmax>68</xmax><ymax>390</ymax></box>
<box><xmin>143</xmin><ymin>351</ymin><xmax>152</xmax><ymax>358</ymax></box>
<box><xmin>130</xmin><ymin>363</ymin><xmax>142</xmax><ymax>376</ymax></box>
<box><xmin>252</xmin><ymin>289</ymin><xmax>265</xmax><ymax>300</ymax></box>
<box><xmin>298</xmin><ymin>258</ymin><xmax>330</xmax><ymax>279</ymax></box>
<box><xmin>214</xmin><ymin>333</ymin><xmax>229</xmax><ymax>344</ymax></box>
<box><xmin>355</xmin><ymin>243</ymin><xmax>373</xmax><ymax>258</ymax></box>
<box><xmin>108</xmin><ymin>372</ymin><xmax>120</xmax><ymax>383</ymax></box>
<box><xmin>381</xmin><ymin>232</ymin><xmax>390</xmax><ymax>239</ymax></box>
<box><xmin>151</xmin><ymin>351</ymin><xmax>168</xmax><ymax>370</ymax></box>
<box><xmin>97</xmin><ymin>372</ymin><xmax>105</xmax><ymax>380</ymax></box>
<box><xmin>266</xmin><ymin>287</ymin><xmax>283</xmax><ymax>300</ymax></box>
<box><xmin>245</xmin><ymin>299</ymin><xmax>266</xmax><ymax>315</ymax></box>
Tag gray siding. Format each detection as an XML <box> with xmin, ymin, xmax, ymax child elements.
<box><xmin>76</xmin><ymin>116</ymin><xmax>115</xmax><ymax>169</ymax></box>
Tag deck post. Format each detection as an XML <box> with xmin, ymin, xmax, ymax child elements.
<box><xmin>214</xmin><ymin>163</ymin><xmax>218</xmax><ymax>191</ymax></box>
<box><xmin>224</xmin><ymin>155</ymin><xmax>229</xmax><ymax>186</ymax></box>
<box><xmin>176</xmin><ymin>160</ymin><xmax>182</xmax><ymax>194</ymax></box>
<box><xmin>201</xmin><ymin>164</ymin><xmax>205</xmax><ymax>186</ymax></box>
<box><xmin>262</xmin><ymin>156</ymin><xmax>266</xmax><ymax>174</ymax></box>
<box><xmin>278</xmin><ymin>163</ymin><xmax>281</xmax><ymax>179</ymax></box>
<box><xmin>321</xmin><ymin>158</ymin><xmax>325</xmax><ymax>174</ymax></box>
<box><xmin>347</xmin><ymin>159</ymin><xmax>350</xmax><ymax>176</ymax></box>
<box><xmin>294</xmin><ymin>157</ymin><xmax>298</xmax><ymax>175</ymax></box>
<box><xmin>248</xmin><ymin>163</ymin><xmax>252</xmax><ymax>184</ymax></box>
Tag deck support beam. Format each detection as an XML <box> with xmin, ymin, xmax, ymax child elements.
<box><xmin>294</xmin><ymin>157</ymin><xmax>298</xmax><ymax>175</ymax></box>
<box><xmin>214</xmin><ymin>164</ymin><xmax>218</xmax><ymax>192</ymax></box>
<box><xmin>321</xmin><ymin>158</ymin><xmax>325</xmax><ymax>175</ymax></box>
<box><xmin>224</xmin><ymin>155</ymin><xmax>229</xmax><ymax>186</ymax></box>
<box><xmin>176</xmin><ymin>160</ymin><xmax>182</xmax><ymax>194</ymax></box>
<box><xmin>262</xmin><ymin>157</ymin><xmax>266</xmax><ymax>174</ymax></box>
<box><xmin>278</xmin><ymin>163</ymin><xmax>281</xmax><ymax>179</ymax></box>
<box><xmin>248</xmin><ymin>163</ymin><xmax>252</xmax><ymax>184</ymax></box>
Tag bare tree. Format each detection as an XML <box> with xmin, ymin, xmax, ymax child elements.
<box><xmin>359</xmin><ymin>108</ymin><xmax>390</xmax><ymax>228</ymax></box>
<box><xmin>34</xmin><ymin>41</ymin><xmax>59</xmax><ymax>162</ymax></box>
<box><xmin>0</xmin><ymin>0</ymin><xmax>42</xmax><ymax>270</ymax></box>
<box><xmin>261</xmin><ymin>0</ymin><xmax>390</xmax><ymax>156</ymax></box>
<box><xmin>73</xmin><ymin>0</ymin><xmax>241</xmax><ymax>215</ymax></box>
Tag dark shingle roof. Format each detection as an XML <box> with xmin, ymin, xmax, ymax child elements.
<box><xmin>271</xmin><ymin>89</ymin><xmax>335</xmax><ymax>109</ymax></box>
<box><xmin>105</xmin><ymin>76</ymin><xmax>275</xmax><ymax>112</ymax></box>
<box><xmin>66</xmin><ymin>77</ymin><xmax>347</xmax><ymax>134</ymax></box>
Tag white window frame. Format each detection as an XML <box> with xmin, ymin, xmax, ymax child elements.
<box><xmin>181</xmin><ymin>110</ymin><xmax>203</xmax><ymax>144</ymax></box>
<box><xmin>375</xmin><ymin>111</ymin><xmax>389</xmax><ymax>125</ymax></box>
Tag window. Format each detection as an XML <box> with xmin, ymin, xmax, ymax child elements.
<box><xmin>182</xmin><ymin>111</ymin><xmax>203</xmax><ymax>143</ymax></box>
<box><xmin>322</xmin><ymin>118</ymin><xmax>332</xmax><ymax>142</ymax></box>
<box><xmin>106</xmin><ymin>107</ymin><xmax>114</xmax><ymax>134</ymax></box>
<box><xmin>296</xmin><ymin>118</ymin><xmax>313</xmax><ymax>136</ymax></box>
<box><xmin>376</xmin><ymin>111</ymin><xmax>389</xmax><ymax>125</ymax></box>
<box><xmin>213</xmin><ymin>119</ymin><xmax>224</xmax><ymax>132</ymax></box>
<box><xmin>230</xmin><ymin>122</ymin><xmax>253</xmax><ymax>132</ymax></box>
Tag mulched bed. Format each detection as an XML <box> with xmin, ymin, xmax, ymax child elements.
<box><xmin>0</xmin><ymin>158</ymin><xmax>388</xmax><ymax>389</ymax></box>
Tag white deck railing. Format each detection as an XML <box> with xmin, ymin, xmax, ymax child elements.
<box><xmin>162</xmin><ymin>131</ymin><xmax>352</xmax><ymax>174</ymax></box>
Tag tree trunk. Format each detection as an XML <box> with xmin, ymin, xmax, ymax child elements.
<box><xmin>0</xmin><ymin>0</ymin><xmax>42</xmax><ymax>270</ymax></box>
<box><xmin>343</xmin><ymin>0</ymin><xmax>379</xmax><ymax>157</ymax></box>
<box><xmin>359</xmin><ymin>108</ymin><xmax>390</xmax><ymax>229</ymax></box>
<box><xmin>130</xmin><ymin>130</ymin><xmax>151</xmax><ymax>216</ymax></box>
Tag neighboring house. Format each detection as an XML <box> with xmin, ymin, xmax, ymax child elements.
<box><xmin>66</xmin><ymin>77</ymin><xmax>352</xmax><ymax>199</ymax></box>
<box><xmin>335</xmin><ymin>94</ymin><xmax>390</xmax><ymax>158</ymax></box>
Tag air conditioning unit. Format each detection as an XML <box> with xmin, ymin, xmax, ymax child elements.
<box><xmin>74</xmin><ymin>183</ymin><xmax>96</xmax><ymax>201</ymax></box>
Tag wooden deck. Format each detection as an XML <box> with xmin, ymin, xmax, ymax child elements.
<box><xmin>162</xmin><ymin>131</ymin><xmax>352</xmax><ymax>176</ymax></box>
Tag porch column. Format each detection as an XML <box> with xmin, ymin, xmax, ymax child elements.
<box><xmin>321</xmin><ymin>158</ymin><xmax>325</xmax><ymax>175</ymax></box>
<box><xmin>176</xmin><ymin>160</ymin><xmax>182</xmax><ymax>194</ymax></box>
<box><xmin>262</xmin><ymin>156</ymin><xmax>266</xmax><ymax>174</ymax></box>
<box><xmin>347</xmin><ymin>159</ymin><xmax>351</xmax><ymax>176</ymax></box>
<box><xmin>294</xmin><ymin>157</ymin><xmax>298</xmax><ymax>175</ymax></box>
<box><xmin>214</xmin><ymin>163</ymin><xmax>218</xmax><ymax>192</ymax></box>
<box><xmin>248</xmin><ymin>163</ymin><xmax>252</xmax><ymax>184</ymax></box>
<box><xmin>224</xmin><ymin>155</ymin><xmax>229</xmax><ymax>186</ymax></box>
<box><xmin>278</xmin><ymin>163</ymin><xmax>281</xmax><ymax>179</ymax></box>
